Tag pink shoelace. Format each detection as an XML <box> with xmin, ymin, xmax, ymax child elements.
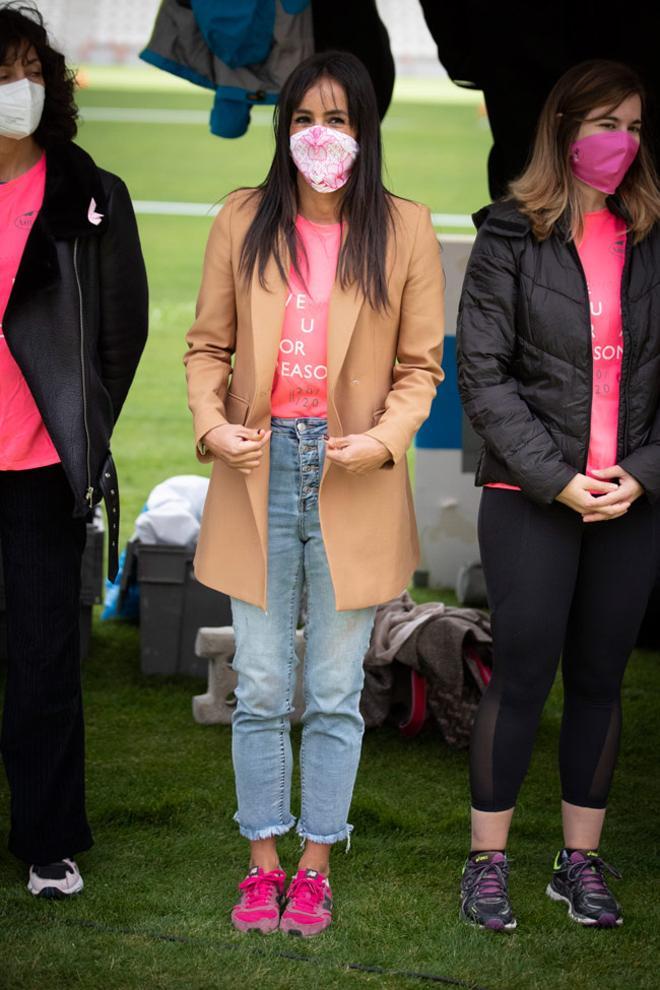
<box><xmin>287</xmin><ymin>873</ymin><xmax>326</xmax><ymax>912</ymax></box>
<box><xmin>238</xmin><ymin>871</ymin><xmax>282</xmax><ymax>907</ymax></box>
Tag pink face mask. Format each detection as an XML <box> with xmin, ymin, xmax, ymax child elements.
<box><xmin>569</xmin><ymin>130</ymin><xmax>639</xmax><ymax>194</ymax></box>
<box><xmin>289</xmin><ymin>125</ymin><xmax>359</xmax><ymax>194</ymax></box>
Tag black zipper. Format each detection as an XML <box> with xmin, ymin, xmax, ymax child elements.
<box><xmin>567</xmin><ymin>239</ymin><xmax>594</xmax><ymax>473</ymax></box>
<box><xmin>73</xmin><ymin>237</ymin><xmax>94</xmax><ymax>508</ymax></box>
<box><xmin>617</xmin><ymin>238</ymin><xmax>633</xmax><ymax>462</ymax></box>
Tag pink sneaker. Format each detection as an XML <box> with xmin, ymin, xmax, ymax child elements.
<box><xmin>280</xmin><ymin>869</ymin><xmax>333</xmax><ymax>937</ymax></box>
<box><xmin>231</xmin><ymin>866</ymin><xmax>286</xmax><ymax>934</ymax></box>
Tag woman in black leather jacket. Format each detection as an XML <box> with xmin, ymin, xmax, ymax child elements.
<box><xmin>456</xmin><ymin>60</ymin><xmax>660</xmax><ymax>932</ymax></box>
<box><xmin>0</xmin><ymin>5</ymin><xmax>147</xmax><ymax>897</ymax></box>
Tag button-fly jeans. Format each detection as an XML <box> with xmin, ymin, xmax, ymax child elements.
<box><xmin>230</xmin><ymin>417</ymin><xmax>377</xmax><ymax>845</ymax></box>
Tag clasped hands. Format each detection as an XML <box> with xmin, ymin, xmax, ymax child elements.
<box><xmin>200</xmin><ymin>424</ymin><xmax>390</xmax><ymax>475</ymax></box>
<box><xmin>556</xmin><ymin>465</ymin><xmax>643</xmax><ymax>523</ymax></box>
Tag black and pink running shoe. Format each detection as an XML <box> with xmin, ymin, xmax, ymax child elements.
<box><xmin>546</xmin><ymin>849</ymin><xmax>623</xmax><ymax>927</ymax></box>
<box><xmin>460</xmin><ymin>852</ymin><xmax>517</xmax><ymax>931</ymax></box>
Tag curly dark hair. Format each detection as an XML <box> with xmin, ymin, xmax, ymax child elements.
<box><xmin>0</xmin><ymin>1</ymin><xmax>77</xmax><ymax>146</ymax></box>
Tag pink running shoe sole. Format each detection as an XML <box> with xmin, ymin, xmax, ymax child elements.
<box><xmin>231</xmin><ymin>911</ymin><xmax>280</xmax><ymax>934</ymax></box>
<box><xmin>280</xmin><ymin>913</ymin><xmax>331</xmax><ymax>937</ymax></box>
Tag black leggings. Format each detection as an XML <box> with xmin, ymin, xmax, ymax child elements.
<box><xmin>471</xmin><ymin>489</ymin><xmax>657</xmax><ymax>812</ymax></box>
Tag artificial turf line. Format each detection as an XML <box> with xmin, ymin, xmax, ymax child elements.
<box><xmin>60</xmin><ymin>917</ymin><xmax>491</xmax><ymax>989</ymax></box>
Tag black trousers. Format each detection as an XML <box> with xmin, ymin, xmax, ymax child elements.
<box><xmin>0</xmin><ymin>465</ymin><xmax>92</xmax><ymax>863</ymax></box>
<box><xmin>471</xmin><ymin>489</ymin><xmax>657</xmax><ymax>813</ymax></box>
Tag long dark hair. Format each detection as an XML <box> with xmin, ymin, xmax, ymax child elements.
<box><xmin>509</xmin><ymin>59</ymin><xmax>660</xmax><ymax>243</ymax></box>
<box><xmin>0</xmin><ymin>1</ymin><xmax>78</xmax><ymax>147</ymax></box>
<box><xmin>239</xmin><ymin>50</ymin><xmax>394</xmax><ymax>311</ymax></box>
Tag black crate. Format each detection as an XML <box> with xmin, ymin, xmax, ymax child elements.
<box><xmin>136</xmin><ymin>543</ymin><xmax>232</xmax><ymax>677</ymax></box>
<box><xmin>0</xmin><ymin>513</ymin><xmax>104</xmax><ymax>661</ymax></box>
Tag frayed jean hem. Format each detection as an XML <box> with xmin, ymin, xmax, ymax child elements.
<box><xmin>234</xmin><ymin>813</ymin><xmax>297</xmax><ymax>841</ymax></box>
<box><xmin>296</xmin><ymin>822</ymin><xmax>353</xmax><ymax>849</ymax></box>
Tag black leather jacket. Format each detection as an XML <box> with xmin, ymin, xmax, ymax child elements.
<box><xmin>457</xmin><ymin>199</ymin><xmax>660</xmax><ymax>504</ymax></box>
<box><xmin>3</xmin><ymin>142</ymin><xmax>148</xmax><ymax>576</ymax></box>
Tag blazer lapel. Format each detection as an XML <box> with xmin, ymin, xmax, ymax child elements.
<box><xmin>327</xmin><ymin>223</ymin><xmax>366</xmax><ymax>410</ymax></box>
<box><xmin>327</xmin><ymin>279</ymin><xmax>365</xmax><ymax>394</ymax></box>
<box><xmin>9</xmin><ymin>143</ymin><xmax>108</xmax><ymax>310</ymax></box>
<box><xmin>249</xmin><ymin>249</ymin><xmax>289</xmax><ymax>421</ymax></box>
<box><xmin>9</xmin><ymin>214</ymin><xmax>59</xmax><ymax>307</ymax></box>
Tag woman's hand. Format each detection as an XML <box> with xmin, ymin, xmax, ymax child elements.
<box><xmin>555</xmin><ymin>473</ymin><xmax>624</xmax><ymax>519</ymax></box>
<box><xmin>325</xmin><ymin>434</ymin><xmax>391</xmax><ymax>474</ymax></box>
<box><xmin>555</xmin><ymin>468</ymin><xmax>643</xmax><ymax>522</ymax></box>
<box><xmin>201</xmin><ymin>424</ymin><xmax>271</xmax><ymax>474</ymax></box>
<box><xmin>581</xmin><ymin>466</ymin><xmax>644</xmax><ymax>523</ymax></box>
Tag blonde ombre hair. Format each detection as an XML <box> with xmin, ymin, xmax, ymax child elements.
<box><xmin>509</xmin><ymin>59</ymin><xmax>660</xmax><ymax>243</ymax></box>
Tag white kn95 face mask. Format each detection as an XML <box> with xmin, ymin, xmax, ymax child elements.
<box><xmin>0</xmin><ymin>78</ymin><xmax>45</xmax><ymax>140</ymax></box>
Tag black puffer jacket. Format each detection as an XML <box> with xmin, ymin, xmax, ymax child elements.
<box><xmin>456</xmin><ymin>199</ymin><xmax>660</xmax><ymax>503</ymax></box>
<box><xmin>3</xmin><ymin>142</ymin><xmax>148</xmax><ymax>575</ymax></box>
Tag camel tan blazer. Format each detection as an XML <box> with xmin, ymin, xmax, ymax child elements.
<box><xmin>184</xmin><ymin>189</ymin><xmax>444</xmax><ymax>610</ymax></box>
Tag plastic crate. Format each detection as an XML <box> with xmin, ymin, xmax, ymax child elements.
<box><xmin>0</xmin><ymin>511</ymin><xmax>104</xmax><ymax>661</ymax></box>
<box><xmin>136</xmin><ymin>542</ymin><xmax>233</xmax><ymax>677</ymax></box>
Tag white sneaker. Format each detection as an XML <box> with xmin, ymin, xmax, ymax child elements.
<box><xmin>27</xmin><ymin>859</ymin><xmax>84</xmax><ymax>898</ymax></box>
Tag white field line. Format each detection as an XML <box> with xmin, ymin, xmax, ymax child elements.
<box><xmin>134</xmin><ymin>200</ymin><xmax>220</xmax><ymax>217</ymax></box>
<box><xmin>132</xmin><ymin>200</ymin><xmax>474</xmax><ymax>228</ymax></box>
<box><xmin>81</xmin><ymin>107</ymin><xmax>212</xmax><ymax>124</ymax></box>
<box><xmin>79</xmin><ymin>105</ymin><xmax>408</xmax><ymax>130</ymax></box>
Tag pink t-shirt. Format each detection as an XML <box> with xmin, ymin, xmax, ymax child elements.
<box><xmin>270</xmin><ymin>214</ymin><xmax>341</xmax><ymax>418</ymax></box>
<box><xmin>578</xmin><ymin>209</ymin><xmax>626</xmax><ymax>477</ymax></box>
<box><xmin>485</xmin><ymin>208</ymin><xmax>626</xmax><ymax>493</ymax></box>
<box><xmin>0</xmin><ymin>153</ymin><xmax>60</xmax><ymax>471</ymax></box>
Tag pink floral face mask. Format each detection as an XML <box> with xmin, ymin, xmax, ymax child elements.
<box><xmin>289</xmin><ymin>125</ymin><xmax>359</xmax><ymax>193</ymax></box>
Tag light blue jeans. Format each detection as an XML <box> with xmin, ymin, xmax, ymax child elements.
<box><xmin>230</xmin><ymin>417</ymin><xmax>377</xmax><ymax>845</ymax></box>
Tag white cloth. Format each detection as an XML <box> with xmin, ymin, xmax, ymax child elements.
<box><xmin>133</xmin><ymin>475</ymin><xmax>209</xmax><ymax>548</ymax></box>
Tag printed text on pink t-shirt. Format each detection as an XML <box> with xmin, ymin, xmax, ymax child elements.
<box><xmin>577</xmin><ymin>209</ymin><xmax>626</xmax><ymax>477</ymax></box>
<box><xmin>270</xmin><ymin>215</ymin><xmax>341</xmax><ymax>419</ymax></box>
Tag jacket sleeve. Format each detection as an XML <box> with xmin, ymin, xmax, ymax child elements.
<box><xmin>98</xmin><ymin>177</ymin><xmax>148</xmax><ymax>423</ymax></box>
<box><xmin>619</xmin><ymin>402</ymin><xmax>660</xmax><ymax>501</ymax></box>
<box><xmin>183</xmin><ymin>194</ymin><xmax>237</xmax><ymax>463</ymax></box>
<box><xmin>456</xmin><ymin>229</ymin><xmax>576</xmax><ymax>503</ymax></box>
<box><xmin>365</xmin><ymin>205</ymin><xmax>445</xmax><ymax>464</ymax></box>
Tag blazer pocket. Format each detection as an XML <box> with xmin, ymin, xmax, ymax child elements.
<box><xmin>225</xmin><ymin>392</ymin><xmax>250</xmax><ymax>426</ymax></box>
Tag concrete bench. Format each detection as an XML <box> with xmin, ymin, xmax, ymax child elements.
<box><xmin>192</xmin><ymin>626</ymin><xmax>306</xmax><ymax>725</ymax></box>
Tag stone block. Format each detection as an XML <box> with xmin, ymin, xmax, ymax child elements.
<box><xmin>192</xmin><ymin>625</ymin><xmax>306</xmax><ymax>725</ymax></box>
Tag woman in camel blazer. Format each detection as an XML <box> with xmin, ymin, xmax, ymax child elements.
<box><xmin>185</xmin><ymin>51</ymin><xmax>443</xmax><ymax>935</ymax></box>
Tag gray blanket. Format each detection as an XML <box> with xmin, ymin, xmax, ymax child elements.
<box><xmin>361</xmin><ymin>591</ymin><xmax>492</xmax><ymax>748</ymax></box>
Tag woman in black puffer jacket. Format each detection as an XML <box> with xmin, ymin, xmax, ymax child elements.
<box><xmin>456</xmin><ymin>60</ymin><xmax>660</xmax><ymax>932</ymax></box>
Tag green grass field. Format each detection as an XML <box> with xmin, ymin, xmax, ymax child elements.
<box><xmin>0</xmin><ymin>71</ymin><xmax>658</xmax><ymax>990</ymax></box>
